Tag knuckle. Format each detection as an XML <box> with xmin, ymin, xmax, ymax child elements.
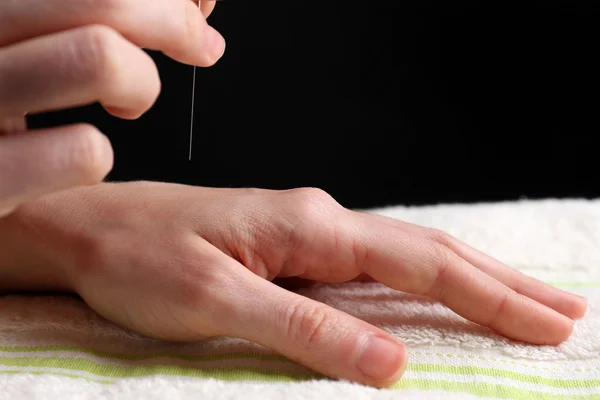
<box><xmin>285</xmin><ymin>302</ymin><xmax>333</xmax><ymax>348</ymax></box>
<box><xmin>290</xmin><ymin>187</ymin><xmax>335</xmax><ymax>203</ymax></box>
<box><xmin>486</xmin><ymin>289</ymin><xmax>513</xmax><ymax>328</ymax></box>
<box><xmin>285</xmin><ymin>187</ymin><xmax>341</xmax><ymax>219</ymax></box>
<box><xmin>428</xmin><ymin>228</ymin><xmax>455</xmax><ymax>247</ymax></box>
<box><xmin>425</xmin><ymin>244</ymin><xmax>456</xmax><ymax>297</ymax></box>
<box><xmin>70</xmin><ymin>25</ymin><xmax>122</xmax><ymax>87</ymax></box>
<box><xmin>61</xmin><ymin>124</ymin><xmax>113</xmax><ymax>183</ymax></box>
<box><xmin>349</xmin><ymin>235</ymin><xmax>370</xmax><ymax>272</ymax></box>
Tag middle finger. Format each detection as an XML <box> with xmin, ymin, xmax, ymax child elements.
<box><xmin>0</xmin><ymin>26</ymin><xmax>160</xmax><ymax>119</ymax></box>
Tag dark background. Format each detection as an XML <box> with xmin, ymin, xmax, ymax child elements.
<box><xmin>29</xmin><ymin>3</ymin><xmax>600</xmax><ymax>209</ymax></box>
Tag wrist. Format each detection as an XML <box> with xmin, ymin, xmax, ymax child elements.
<box><xmin>0</xmin><ymin>189</ymin><xmax>80</xmax><ymax>292</ymax></box>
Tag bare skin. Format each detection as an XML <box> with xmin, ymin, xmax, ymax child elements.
<box><xmin>0</xmin><ymin>182</ymin><xmax>587</xmax><ymax>388</ymax></box>
<box><xmin>0</xmin><ymin>0</ymin><xmax>223</xmax><ymax>216</ymax></box>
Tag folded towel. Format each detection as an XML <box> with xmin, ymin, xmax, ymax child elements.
<box><xmin>1</xmin><ymin>199</ymin><xmax>599</xmax><ymax>399</ymax></box>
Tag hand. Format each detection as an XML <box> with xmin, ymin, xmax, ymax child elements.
<box><xmin>0</xmin><ymin>0</ymin><xmax>224</xmax><ymax>217</ymax></box>
<box><xmin>3</xmin><ymin>182</ymin><xmax>587</xmax><ymax>388</ymax></box>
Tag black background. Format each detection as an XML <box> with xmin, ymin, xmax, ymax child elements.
<box><xmin>29</xmin><ymin>3</ymin><xmax>600</xmax><ymax>209</ymax></box>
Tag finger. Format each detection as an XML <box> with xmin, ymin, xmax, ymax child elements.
<box><xmin>219</xmin><ymin>266</ymin><xmax>407</xmax><ymax>388</ymax></box>
<box><xmin>198</xmin><ymin>0</ymin><xmax>217</xmax><ymax>18</ymax></box>
<box><xmin>349</xmin><ymin>218</ymin><xmax>574</xmax><ymax>345</ymax></box>
<box><xmin>0</xmin><ymin>124</ymin><xmax>113</xmax><ymax>213</ymax></box>
<box><xmin>364</xmin><ymin>212</ymin><xmax>587</xmax><ymax>320</ymax></box>
<box><xmin>250</xmin><ymin>190</ymin><xmax>573</xmax><ymax>344</ymax></box>
<box><xmin>0</xmin><ymin>26</ymin><xmax>160</xmax><ymax>119</ymax></box>
<box><xmin>0</xmin><ymin>0</ymin><xmax>225</xmax><ymax>67</ymax></box>
<box><xmin>426</xmin><ymin>229</ymin><xmax>588</xmax><ymax>319</ymax></box>
<box><xmin>0</xmin><ymin>116</ymin><xmax>27</xmax><ymax>136</ymax></box>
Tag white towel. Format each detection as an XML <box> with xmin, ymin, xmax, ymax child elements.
<box><xmin>1</xmin><ymin>199</ymin><xmax>599</xmax><ymax>399</ymax></box>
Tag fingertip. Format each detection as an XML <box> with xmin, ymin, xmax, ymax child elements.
<box><xmin>540</xmin><ymin>283</ymin><xmax>589</xmax><ymax>320</ymax></box>
<box><xmin>65</xmin><ymin>124</ymin><xmax>114</xmax><ymax>184</ymax></box>
<box><xmin>0</xmin><ymin>124</ymin><xmax>113</xmax><ymax>208</ymax></box>
<box><xmin>356</xmin><ymin>335</ymin><xmax>407</xmax><ymax>388</ymax></box>
<box><xmin>169</xmin><ymin>1</ymin><xmax>225</xmax><ymax>67</ymax></box>
<box><xmin>233</xmin><ymin>278</ymin><xmax>407</xmax><ymax>389</ymax></box>
<box><xmin>524</xmin><ymin>307</ymin><xmax>575</xmax><ymax>346</ymax></box>
<box><xmin>103</xmin><ymin>105</ymin><xmax>144</xmax><ymax>120</ymax></box>
<box><xmin>372</xmin><ymin>347</ymin><xmax>408</xmax><ymax>388</ymax></box>
<box><xmin>200</xmin><ymin>0</ymin><xmax>217</xmax><ymax>18</ymax></box>
<box><xmin>490</xmin><ymin>294</ymin><xmax>576</xmax><ymax>347</ymax></box>
<box><xmin>564</xmin><ymin>294</ymin><xmax>588</xmax><ymax>320</ymax></box>
<box><xmin>200</xmin><ymin>25</ymin><xmax>225</xmax><ymax>66</ymax></box>
<box><xmin>542</xmin><ymin>314</ymin><xmax>574</xmax><ymax>346</ymax></box>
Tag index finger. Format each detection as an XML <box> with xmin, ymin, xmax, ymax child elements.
<box><xmin>0</xmin><ymin>0</ymin><xmax>225</xmax><ymax>67</ymax></box>
<box><xmin>351</xmin><ymin>217</ymin><xmax>574</xmax><ymax>345</ymax></box>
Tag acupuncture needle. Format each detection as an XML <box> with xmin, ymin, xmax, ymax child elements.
<box><xmin>188</xmin><ymin>0</ymin><xmax>200</xmax><ymax>161</ymax></box>
<box><xmin>189</xmin><ymin>0</ymin><xmax>226</xmax><ymax>161</ymax></box>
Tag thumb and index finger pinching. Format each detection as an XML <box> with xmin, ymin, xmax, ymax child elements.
<box><xmin>0</xmin><ymin>0</ymin><xmax>222</xmax><ymax>216</ymax></box>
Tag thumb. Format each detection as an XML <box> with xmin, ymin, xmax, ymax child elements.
<box><xmin>224</xmin><ymin>271</ymin><xmax>407</xmax><ymax>388</ymax></box>
<box><xmin>198</xmin><ymin>0</ymin><xmax>217</xmax><ymax>18</ymax></box>
<box><xmin>0</xmin><ymin>124</ymin><xmax>113</xmax><ymax>216</ymax></box>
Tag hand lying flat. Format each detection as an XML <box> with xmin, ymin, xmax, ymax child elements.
<box><xmin>0</xmin><ymin>182</ymin><xmax>587</xmax><ymax>388</ymax></box>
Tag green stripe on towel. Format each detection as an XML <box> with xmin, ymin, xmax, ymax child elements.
<box><xmin>1</xmin><ymin>349</ymin><xmax>599</xmax><ymax>389</ymax></box>
<box><xmin>0</xmin><ymin>369</ymin><xmax>598</xmax><ymax>400</ymax></box>
<box><xmin>1</xmin><ymin>355</ymin><xmax>599</xmax><ymax>391</ymax></box>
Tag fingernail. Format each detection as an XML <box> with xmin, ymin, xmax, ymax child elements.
<box><xmin>356</xmin><ymin>336</ymin><xmax>405</xmax><ymax>382</ymax></box>
<box><xmin>206</xmin><ymin>26</ymin><xmax>226</xmax><ymax>61</ymax></box>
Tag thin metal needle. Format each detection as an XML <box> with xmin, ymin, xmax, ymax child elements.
<box><xmin>189</xmin><ymin>65</ymin><xmax>197</xmax><ymax>161</ymax></box>
<box><xmin>189</xmin><ymin>0</ymin><xmax>201</xmax><ymax>161</ymax></box>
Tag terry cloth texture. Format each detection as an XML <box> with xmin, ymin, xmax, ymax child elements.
<box><xmin>1</xmin><ymin>199</ymin><xmax>599</xmax><ymax>399</ymax></box>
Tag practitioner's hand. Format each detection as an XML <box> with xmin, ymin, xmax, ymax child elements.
<box><xmin>2</xmin><ymin>182</ymin><xmax>587</xmax><ymax>388</ymax></box>
<box><xmin>0</xmin><ymin>0</ymin><xmax>224</xmax><ymax>217</ymax></box>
